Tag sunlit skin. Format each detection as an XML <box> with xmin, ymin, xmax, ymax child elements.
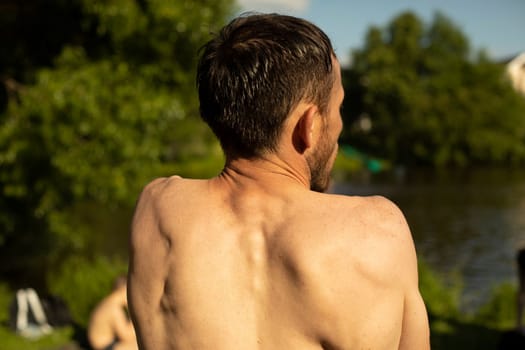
<box><xmin>305</xmin><ymin>89</ymin><xmax>342</xmax><ymax>193</ymax></box>
<box><xmin>128</xmin><ymin>58</ymin><xmax>430</xmax><ymax>350</ymax></box>
<box><xmin>88</xmin><ymin>283</ymin><xmax>138</xmax><ymax>350</ymax></box>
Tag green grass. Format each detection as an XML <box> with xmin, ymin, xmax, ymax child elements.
<box><xmin>0</xmin><ymin>326</ymin><xmax>77</xmax><ymax>350</ymax></box>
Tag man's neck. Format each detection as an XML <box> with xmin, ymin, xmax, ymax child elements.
<box><xmin>218</xmin><ymin>154</ymin><xmax>311</xmax><ymax>192</ymax></box>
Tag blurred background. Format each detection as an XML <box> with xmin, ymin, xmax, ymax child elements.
<box><xmin>0</xmin><ymin>0</ymin><xmax>524</xmax><ymax>349</ymax></box>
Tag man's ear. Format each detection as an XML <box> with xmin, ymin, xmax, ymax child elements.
<box><xmin>292</xmin><ymin>105</ymin><xmax>318</xmax><ymax>154</ymax></box>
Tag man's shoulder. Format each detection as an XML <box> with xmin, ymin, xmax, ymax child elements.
<box><xmin>296</xmin><ymin>193</ymin><xmax>415</xmax><ymax>282</ymax></box>
<box><xmin>131</xmin><ymin>176</ymin><xmax>199</xmax><ymax>237</ymax></box>
<box><xmin>292</xmin><ymin>192</ymin><xmax>406</xmax><ymax>235</ymax></box>
<box><xmin>325</xmin><ymin>193</ymin><xmax>413</xmax><ymax>255</ymax></box>
<box><xmin>281</xmin><ymin>193</ymin><xmax>417</xmax><ymax>332</ymax></box>
<box><xmin>138</xmin><ymin>175</ymin><xmax>184</xmax><ymax>200</ymax></box>
<box><xmin>328</xmin><ymin>192</ymin><xmax>399</xmax><ymax>210</ymax></box>
<box><xmin>310</xmin><ymin>192</ymin><xmax>407</xmax><ymax>233</ymax></box>
<box><xmin>136</xmin><ymin>175</ymin><xmax>210</xmax><ymax>208</ymax></box>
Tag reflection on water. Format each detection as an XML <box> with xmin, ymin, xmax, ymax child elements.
<box><xmin>333</xmin><ymin>168</ymin><xmax>525</xmax><ymax>312</ymax></box>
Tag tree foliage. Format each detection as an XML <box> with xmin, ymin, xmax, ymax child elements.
<box><xmin>342</xmin><ymin>11</ymin><xmax>525</xmax><ymax>167</ymax></box>
<box><xmin>0</xmin><ymin>0</ymin><xmax>232</xmax><ymax>286</ymax></box>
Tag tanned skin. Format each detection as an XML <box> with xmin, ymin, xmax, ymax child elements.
<box><xmin>128</xmin><ymin>59</ymin><xmax>430</xmax><ymax>349</ymax></box>
<box><xmin>88</xmin><ymin>282</ymin><xmax>138</xmax><ymax>350</ymax></box>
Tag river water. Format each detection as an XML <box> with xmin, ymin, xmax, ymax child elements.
<box><xmin>333</xmin><ymin>167</ymin><xmax>525</xmax><ymax>312</ymax></box>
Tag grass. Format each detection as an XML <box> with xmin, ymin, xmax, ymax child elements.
<box><xmin>0</xmin><ymin>326</ymin><xmax>79</xmax><ymax>350</ymax></box>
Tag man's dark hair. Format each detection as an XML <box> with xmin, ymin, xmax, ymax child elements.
<box><xmin>197</xmin><ymin>13</ymin><xmax>335</xmax><ymax>158</ymax></box>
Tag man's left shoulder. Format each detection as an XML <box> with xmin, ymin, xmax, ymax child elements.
<box><xmin>329</xmin><ymin>193</ymin><xmax>416</xmax><ymax>272</ymax></box>
<box><xmin>325</xmin><ymin>194</ymin><xmax>409</xmax><ymax>232</ymax></box>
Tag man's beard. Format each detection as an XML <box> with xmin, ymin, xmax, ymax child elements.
<box><xmin>307</xmin><ymin>133</ymin><xmax>336</xmax><ymax>193</ymax></box>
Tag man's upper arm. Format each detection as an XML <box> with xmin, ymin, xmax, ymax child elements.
<box><xmin>399</xmin><ymin>288</ymin><xmax>430</xmax><ymax>349</ymax></box>
<box><xmin>398</xmin><ymin>251</ymin><xmax>430</xmax><ymax>350</ymax></box>
<box><xmin>378</xmin><ymin>197</ymin><xmax>430</xmax><ymax>349</ymax></box>
<box><xmin>128</xmin><ymin>178</ymin><xmax>171</xmax><ymax>327</ymax></box>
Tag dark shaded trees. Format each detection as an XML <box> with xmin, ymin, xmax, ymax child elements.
<box><xmin>0</xmin><ymin>0</ymin><xmax>233</xmax><ymax>287</ymax></box>
<box><xmin>342</xmin><ymin>12</ymin><xmax>525</xmax><ymax>167</ymax></box>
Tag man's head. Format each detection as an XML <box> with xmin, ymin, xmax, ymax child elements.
<box><xmin>197</xmin><ymin>13</ymin><xmax>336</xmax><ymax>159</ymax></box>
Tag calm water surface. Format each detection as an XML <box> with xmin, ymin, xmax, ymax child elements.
<box><xmin>333</xmin><ymin>168</ymin><xmax>525</xmax><ymax>312</ymax></box>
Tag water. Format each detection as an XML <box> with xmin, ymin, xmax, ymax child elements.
<box><xmin>333</xmin><ymin>168</ymin><xmax>525</xmax><ymax>313</ymax></box>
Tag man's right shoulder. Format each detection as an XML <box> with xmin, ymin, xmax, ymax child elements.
<box><xmin>131</xmin><ymin>176</ymin><xmax>186</xmax><ymax>236</ymax></box>
<box><xmin>139</xmin><ymin>175</ymin><xmax>183</xmax><ymax>200</ymax></box>
<box><xmin>137</xmin><ymin>175</ymin><xmax>194</xmax><ymax>208</ymax></box>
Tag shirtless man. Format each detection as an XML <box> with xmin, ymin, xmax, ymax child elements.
<box><xmin>88</xmin><ymin>276</ymin><xmax>138</xmax><ymax>350</ymax></box>
<box><xmin>128</xmin><ymin>13</ymin><xmax>430</xmax><ymax>350</ymax></box>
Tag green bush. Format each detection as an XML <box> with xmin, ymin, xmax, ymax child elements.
<box><xmin>0</xmin><ymin>282</ymin><xmax>13</xmax><ymax>324</ymax></box>
<box><xmin>0</xmin><ymin>326</ymin><xmax>74</xmax><ymax>350</ymax></box>
<box><xmin>47</xmin><ymin>255</ymin><xmax>127</xmax><ymax>327</ymax></box>
<box><xmin>419</xmin><ymin>259</ymin><xmax>462</xmax><ymax>321</ymax></box>
<box><xmin>474</xmin><ymin>282</ymin><xmax>517</xmax><ymax>330</ymax></box>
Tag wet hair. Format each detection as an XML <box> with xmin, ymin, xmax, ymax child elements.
<box><xmin>197</xmin><ymin>13</ymin><xmax>335</xmax><ymax>158</ymax></box>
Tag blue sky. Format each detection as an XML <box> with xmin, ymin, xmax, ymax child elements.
<box><xmin>236</xmin><ymin>0</ymin><xmax>525</xmax><ymax>66</ymax></box>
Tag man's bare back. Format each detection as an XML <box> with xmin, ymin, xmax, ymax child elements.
<box><xmin>129</xmin><ymin>167</ymin><xmax>428</xmax><ymax>349</ymax></box>
<box><xmin>128</xmin><ymin>13</ymin><xmax>429</xmax><ymax>350</ymax></box>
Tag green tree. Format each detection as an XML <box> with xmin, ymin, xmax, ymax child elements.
<box><xmin>0</xmin><ymin>0</ymin><xmax>233</xmax><ymax>287</ymax></box>
<box><xmin>342</xmin><ymin>11</ymin><xmax>525</xmax><ymax>166</ymax></box>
